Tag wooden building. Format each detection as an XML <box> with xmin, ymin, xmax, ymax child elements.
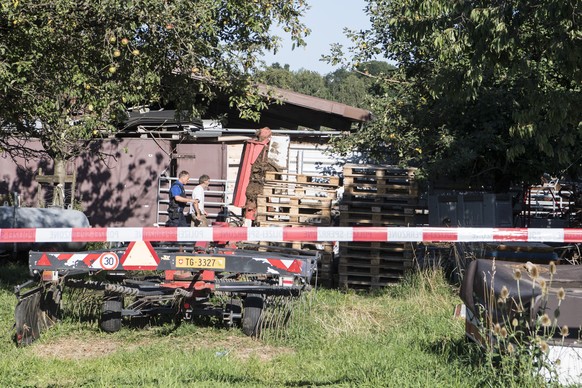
<box><xmin>0</xmin><ymin>86</ymin><xmax>372</xmax><ymax>227</ymax></box>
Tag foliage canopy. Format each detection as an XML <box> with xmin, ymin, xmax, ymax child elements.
<box><xmin>331</xmin><ymin>0</ymin><xmax>582</xmax><ymax>188</ymax></box>
<box><xmin>0</xmin><ymin>0</ymin><xmax>309</xmax><ymax>160</ymax></box>
<box><xmin>257</xmin><ymin>60</ymin><xmax>392</xmax><ymax>110</ymax></box>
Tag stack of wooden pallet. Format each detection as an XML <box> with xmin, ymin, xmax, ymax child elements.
<box><xmin>338</xmin><ymin>164</ymin><xmax>419</xmax><ymax>289</ymax></box>
<box><xmin>256</xmin><ymin>172</ymin><xmax>339</xmax><ymax>226</ymax></box>
<box><xmin>256</xmin><ymin>171</ymin><xmax>340</xmax><ymax>287</ymax></box>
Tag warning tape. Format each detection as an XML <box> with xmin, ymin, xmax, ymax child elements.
<box><xmin>0</xmin><ymin>227</ymin><xmax>581</xmax><ymax>243</ymax></box>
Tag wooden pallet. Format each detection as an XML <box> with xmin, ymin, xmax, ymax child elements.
<box><xmin>340</xmin><ymin>241</ymin><xmax>410</xmax><ymax>248</ymax></box>
<box><xmin>262</xmin><ymin>183</ymin><xmax>338</xmax><ymax>200</ymax></box>
<box><xmin>338</xmin><ymin>272</ymin><xmax>407</xmax><ymax>289</ymax></box>
<box><xmin>255</xmin><ymin>219</ymin><xmax>333</xmax><ymax>227</ymax></box>
<box><xmin>339</xmin><ymin>250</ymin><xmax>413</xmax><ymax>267</ymax></box>
<box><xmin>257</xmin><ymin>195</ymin><xmax>333</xmax><ymax>225</ymax></box>
<box><xmin>256</xmin><ymin>215</ymin><xmax>332</xmax><ymax>225</ymax></box>
<box><xmin>257</xmin><ymin>196</ymin><xmax>332</xmax><ymax>208</ymax></box>
<box><xmin>343</xmin><ymin>175</ymin><xmax>414</xmax><ymax>187</ymax></box>
<box><xmin>344</xmin><ymin>182</ymin><xmax>418</xmax><ymax>198</ymax></box>
<box><xmin>338</xmin><ymin>242</ymin><xmax>413</xmax><ymax>284</ymax></box>
<box><xmin>339</xmin><ymin>211</ymin><xmax>415</xmax><ymax>226</ymax></box>
<box><xmin>343</xmin><ymin>164</ymin><xmax>417</xmax><ymax>179</ymax></box>
<box><xmin>265</xmin><ymin>171</ymin><xmax>340</xmax><ymax>187</ymax></box>
<box><xmin>256</xmin><ymin>211</ymin><xmax>332</xmax><ymax>225</ymax></box>
<box><xmin>339</xmin><ymin>241</ymin><xmax>412</xmax><ymax>255</ymax></box>
<box><xmin>342</xmin><ymin>164</ymin><xmax>418</xmax><ymax>206</ymax></box>
<box><xmin>338</xmin><ymin>261</ymin><xmax>413</xmax><ymax>276</ymax></box>
<box><xmin>341</xmin><ymin>192</ymin><xmax>419</xmax><ymax>207</ymax></box>
<box><xmin>339</xmin><ymin>202</ymin><xmax>417</xmax><ymax>213</ymax></box>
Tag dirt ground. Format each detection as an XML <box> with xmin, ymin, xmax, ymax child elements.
<box><xmin>33</xmin><ymin>334</ymin><xmax>294</xmax><ymax>362</ymax></box>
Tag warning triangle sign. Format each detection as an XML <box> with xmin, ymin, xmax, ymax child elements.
<box><xmin>37</xmin><ymin>253</ymin><xmax>52</xmax><ymax>267</ymax></box>
<box><xmin>120</xmin><ymin>241</ymin><xmax>160</xmax><ymax>270</ymax></box>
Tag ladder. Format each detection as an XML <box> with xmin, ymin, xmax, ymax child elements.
<box><xmin>156</xmin><ymin>176</ymin><xmax>237</xmax><ymax>226</ymax></box>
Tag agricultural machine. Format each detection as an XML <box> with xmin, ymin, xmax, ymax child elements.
<box><xmin>14</xmin><ymin>239</ymin><xmax>319</xmax><ymax>346</ymax></box>
<box><xmin>13</xmin><ymin>126</ymin><xmax>321</xmax><ymax>346</ymax></box>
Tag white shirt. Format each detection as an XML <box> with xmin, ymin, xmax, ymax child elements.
<box><xmin>190</xmin><ymin>184</ymin><xmax>205</xmax><ymax>214</ymax></box>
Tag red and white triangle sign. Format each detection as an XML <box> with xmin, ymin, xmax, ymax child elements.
<box><xmin>120</xmin><ymin>241</ymin><xmax>160</xmax><ymax>270</ymax></box>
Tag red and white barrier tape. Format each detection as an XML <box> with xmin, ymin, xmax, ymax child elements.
<box><xmin>1</xmin><ymin>227</ymin><xmax>581</xmax><ymax>243</ymax></box>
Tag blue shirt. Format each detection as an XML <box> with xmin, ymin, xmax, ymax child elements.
<box><xmin>170</xmin><ymin>181</ymin><xmax>185</xmax><ymax>199</ymax></box>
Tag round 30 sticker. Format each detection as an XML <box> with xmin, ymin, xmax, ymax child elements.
<box><xmin>98</xmin><ymin>252</ymin><xmax>120</xmax><ymax>270</ymax></box>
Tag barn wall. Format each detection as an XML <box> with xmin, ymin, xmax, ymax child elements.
<box><xmin>0</xmin><ymin>141</ymin><xmax>52</xmax><ymax>207</ymax></box>
<box><xmin>0</xmin><ymin>137</ymin><xmax>353</xmax><ymax>227</ymax></box>
<box><xmin>0</xmin><ymin>139</ymin><xmax>227</xmax><ymax>227</ymax></box>
<box><xmin>77</xmin><ymin>138</ymin><xmax>171</xmax><ymax>227</ymax></box>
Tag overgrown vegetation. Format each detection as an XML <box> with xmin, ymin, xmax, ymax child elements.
<box><xmin>327</xmin><ymin>0</ymin><xmax>582</xmax><ymax>189</ymax></box>
<box><xmin>0</xmin><ymin>0</ymin><xmax>310</xmax><ymax>198</ymax></box>
<box><xmin>470</xmin><ymin>260</ymin><xmax>580</xmax><ymax>387</ymax></box>
<box><xmin>0</xmin><ymin>262</ymin><xmax>564</xmax><ymax>387</ymax></box>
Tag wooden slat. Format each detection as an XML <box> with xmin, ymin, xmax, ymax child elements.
<box><xmin>338</xmin><ymin>272</ymin><xmax>406</xmax><ymax>289</ymax></box>
<box><xmin>339</xmin><ymin>212</ymin><xmax>414</xmax><ymax>227</ymax></box>
<box><xmin>265</xmin><ymin>171</ymin><xmax>340</xmax><ymax>187</ymax></box>
<box><xmin>262</xmin><ymin>183</ymin><xmax>338</xmax><ymax>199</ymax></box>
<box><xmin>343</xmin><ymin>164</ymin><xmax>417</xmax><ymax>179</ymax></box>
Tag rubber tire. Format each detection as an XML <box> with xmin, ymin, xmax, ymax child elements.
<box><xmin>242</xmin><ymin>294</ymin><xmax>264</xmax><ymax>337</ymax></box>
<box><xmin>100</xmin><ymin>298</ymin><xmax>123</xmax><ymax>333</ymax></box>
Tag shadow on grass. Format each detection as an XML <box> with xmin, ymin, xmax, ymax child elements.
<box><xmin>0</xmin><ymin>260</ymin><xmax>32</xmax><ymax>292</ymax></box>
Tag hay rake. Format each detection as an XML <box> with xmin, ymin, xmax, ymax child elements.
<box><xmin>14</xmin><ymin>242</ymin><xmax>319</xmax><ymax>346</ymax></box>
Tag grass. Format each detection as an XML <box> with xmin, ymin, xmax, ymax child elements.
<box><xmin>0</xmin><ymin>262</ymin><xmax>554</xmax><ymax>387</ymax></box>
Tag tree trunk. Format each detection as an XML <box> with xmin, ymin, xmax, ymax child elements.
<box><xmin>52</xmin><ymin>158</ymin><xmax>66</xmax><ymax>207</ymax></box>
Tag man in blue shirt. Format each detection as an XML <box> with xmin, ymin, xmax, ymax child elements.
<box><xmin>166</xmin><ymin>170</ymin><xmax>190</xmax><ymax>227</ymax></box>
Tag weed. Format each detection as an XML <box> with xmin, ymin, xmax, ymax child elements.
<box><xmin>467</xmin><ymin>258</ymin><xmax>580</xmax><ymax>386</ymax></box>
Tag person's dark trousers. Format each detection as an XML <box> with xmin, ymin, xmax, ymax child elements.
<box><xmin>166</xmin><ymin>213</ymin><xmax>188</xmax><ymax>227</ymax></box>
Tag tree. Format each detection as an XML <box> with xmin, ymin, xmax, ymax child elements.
<box><xmin>0</xmin><ymin>0</ymin><xmax>309</xmax><ymax>203</ymax></box>
<box><xmin>256</xmin><ymin>63</ymin><xmax>296</xmax><ymax>90</ymax></box>
<box><xmin>256</xmin><ymin>62</ymin><xmax>385</xmax><ymax>109</ymax></box>
<box><xmin>325</xmin><ymin>70</ymin><xmax>367</xmax><ymax>108</ymax></box>
<box><xmin>330</xmin><ymin>0</ymin><xmax>582</xmax><ymax>189</ymax></box>
<box><xmin>292</xmin><ymin>69</ymin><xmax>330</xmax><ymax>99</ymax></box>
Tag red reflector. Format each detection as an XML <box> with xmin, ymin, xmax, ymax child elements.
<box><xmin>37</xmin><ymin>253</ymin><xmax>52</xmax><ymax>267</ymax></box>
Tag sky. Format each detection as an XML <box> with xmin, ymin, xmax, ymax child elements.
<box><xmin>261</xmin><ymin>0</ymin><xmax>371</xmax><ymax>75</ymax></box>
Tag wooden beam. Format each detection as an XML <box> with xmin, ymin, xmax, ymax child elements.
<box><xmin>35</xmin><ymin>175</ymin><xmax>76</xmax><ymax>184</ymax></box>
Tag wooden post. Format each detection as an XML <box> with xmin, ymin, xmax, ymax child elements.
<box><xmin>35</xmin><ymin>161</ymin><xmax>76</xmax><ymax>208</ymax></box>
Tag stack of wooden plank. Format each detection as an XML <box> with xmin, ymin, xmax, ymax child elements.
<box><xmin>338</xmin><ymin>164</ymin><xmax>419</xmax><ymax>289</ymax></box>
<box><xmin>256</xmin><ymin>171</ymin><xmax>340</xmax><ymax>287</ymax></box>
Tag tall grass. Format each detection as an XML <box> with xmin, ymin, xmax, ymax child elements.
<box><xmin>0</xmin><ymin>263</ymin><xmax>562</xmax><ymax>387</ymax></box>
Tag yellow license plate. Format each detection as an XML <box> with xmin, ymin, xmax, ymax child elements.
<box><xmin>175</xmin><ymin>256</ymin><xmax>226</xmax><ymax>269</ymax></box>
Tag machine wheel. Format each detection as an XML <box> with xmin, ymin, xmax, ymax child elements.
<box><xmin>242</xmin><ymin>294</ymin><xmax>264</xmax><ymax>337</ymax></box>
<box><xmin>100</xmin><ymin>294</ymin><xmax>123</xmax><ymax>333</ymax></box>
<box><xmin>15</xmin><ymin>283</ymin><xmax>63</xmax><ymax>346</ymax></box>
